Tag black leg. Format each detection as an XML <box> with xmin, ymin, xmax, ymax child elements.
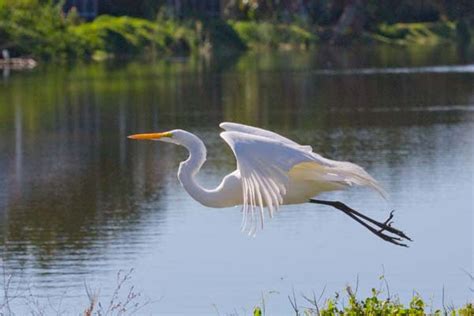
<box><xmin>309</xmin><ymin>199</ymin><xmax>412</xmax><ymax>247</ymax></box>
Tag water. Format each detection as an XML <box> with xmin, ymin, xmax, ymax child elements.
<box><xmin>0</xmin><ymin>45</ymin><xmax>473</xmax><ymax>314</ymax></box>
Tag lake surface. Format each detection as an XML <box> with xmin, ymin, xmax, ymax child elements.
<box><xmin>0</xmin><ymin>45</ymin><xmax>473</xmax><ymax>314</ymax></box>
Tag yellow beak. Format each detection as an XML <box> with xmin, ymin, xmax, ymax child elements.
<box><xmin>127</xmin><ymin>131</ymin><xmax>173</xmax><ymax>140</ymax></box>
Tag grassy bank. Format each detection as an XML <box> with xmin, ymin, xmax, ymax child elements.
<box><xmin>1</xmin><ymin>267</ymin><xmax>472</xmax><ymax>314</ymax></box>
<box><xmin>2</xmin><ymin>272</ymin><xmax>473</xmax><ymax>315</ymax></box>
<box><xmin>0</xmin><ymin>2</ymin><xmax>471</xmax><ymax>61</ymax></box>
<box><xmin>254</xmin><ymin>287</ymin><xmax>474</xmax><ymax>316</ymax></box>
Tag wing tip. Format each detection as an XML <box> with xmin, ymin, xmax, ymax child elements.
<box><xmin>376</xmin><ymin>185</ymin><xmax>389</xmax><ymax>200</ymax></box>
<box><xmin>219</xmin><ymin>130</ymin><xmax>233</xmax><ymax>140</ymax></box>
<box><xmin>219</xmin><ymin>131</ymin><xmax>241</xmax><ymax>149</ymax></box>
<box><xmin>219</xmin><ymin>122</ymin><xmax>233</xmax><ymax>130</ymax></box>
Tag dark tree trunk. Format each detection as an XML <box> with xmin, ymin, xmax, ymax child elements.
<box><xmin>331</xmin><ymin>0</ymin><xmax>367</xmax><ymax>45</ymax></box>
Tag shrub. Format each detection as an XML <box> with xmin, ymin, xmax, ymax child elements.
<box><xmin>67</xmin><ymin>14</ymin><xmax>208</xmax><ymax>58</ymax></box>
<box><xmin>255</xmin><ymin>287</ymin><xmax>474</xmax><ymax>315</ymax></box>
<box><xmin>0</xmin><ymin>1</ymin><xmax>90</xmax><ymax>59</ymax></box>
<box><xmin>71</xmin><ymin>15</ymin><xmax>158</xmax><ymax>57</ymax></box>
<box><xmin>374</xmin><ymin>22</ymin><xmax>457</xmax><ymax>45</ymax></box>
<box><xmin>230</xmin><ymin>20</ymin><xmax>316</xmax><ymax>48</ymax></box>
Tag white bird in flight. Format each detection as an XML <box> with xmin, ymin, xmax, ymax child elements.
<box><xmin>128</xmin><ymin>122</ymin><xmax>411</xmax><ymax>246</ymax></box>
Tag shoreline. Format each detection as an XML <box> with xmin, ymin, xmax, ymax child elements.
<box><xmin>1</xmin><ymin>5</ymin><xmax>471</xmax><ymax>64</ymax></box>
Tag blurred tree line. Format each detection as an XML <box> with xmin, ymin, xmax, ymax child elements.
<box><xmin>0</xmin><ymin>0</ymin><xmax>471</xmax><ymax>60</ymax></box>
<box><xmin>92</xmin><ymin>0</ymin><xmax>472</xmax><ymax>44</ymax></box>
<box><xmin>95</xmin><ymin>0</ymin><xmax>473</xmax><ymax>42</ymax></box>
<box><xmin>95</xmin><ymin>0</ymin><xmax>473</xmax><ymax>24</ymax></box>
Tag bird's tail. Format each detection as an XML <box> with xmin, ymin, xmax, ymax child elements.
<box><xmin>325</xmin><ymin>161</ymin><xmax>388</xmax><ymax>199</ymax></box>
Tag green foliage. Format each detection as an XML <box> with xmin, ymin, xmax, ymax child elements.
<box><xmin>0</xmin><ymin>0</ymin><xmax>38</xmax><ymax>9</ymax></box>
<box><xmin>72</xmin><ymin>15</ymin><xmax>158</xmax><ymax>57</ymax></box>
<box><xmin>0</xmin><ymin>3</ymin><xmax>313</xmax><ymax>61</ymax></box>
<box><xmin>153</xmin><ymin>19</ymin><xmax>200</xmax><ymax>54</ymax></box>
<box><xmin>458</xmin><ymin>303</ymin><xmax>474</xmax><ymax>316</ymax></box>
<box><xmin>0</xmin><ymin>5</ymin><xmax>201</xmax><ymax>60</ymax></box>
<box><xmin>373</xmin><ymin>22</ymin><xmax>457</xmax><ymax>45</ymax></box>
<box><xmin>0</xmin><ymin>1</ymin><xmax>469</xmax><ymax>60</ymax></box>
<box><xmin>253</xmin><ymin>306</ymin><xmax>262</xmax><ymax>316</ymax></box>
<box><xmin>253</xmin><ymin>287</ymin><xmax>473</xmax><ymax>315</ymax></box>
<box><xmin>230</xmin><ymin>21</ymin><xmax>316</xmax><ymax>49</ymax></box>
<box><xmin>0</xmin><ymin>1</ymin><xmax>89</xmax><ymax>59</ymax></box>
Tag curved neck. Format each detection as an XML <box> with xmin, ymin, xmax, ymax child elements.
<box><xmin>177</xmin><ymin>134</ymin><xmax>223</xmax><ymax>207</ymax></box>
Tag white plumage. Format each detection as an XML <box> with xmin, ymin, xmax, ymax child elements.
<box><xmin>128</xmin><ymin>122</ymin><xmax>386</xmax><ymax>235</ymax></box>
<box><xmin>219</xmin><ymin>123</ymin><xmax>385</xmax><ymax>234</ymax></box>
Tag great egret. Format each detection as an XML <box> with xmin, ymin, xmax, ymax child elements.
<box><xmin>128</xmin><ymin>122</ymin><xmax>411</xmax><ymax>247</ymax></box>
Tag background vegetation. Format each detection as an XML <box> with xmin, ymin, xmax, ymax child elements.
<box><xmin>0</xmin><ymin>0</ymin><xmax>472</xmax><ymax>60</ymax></box>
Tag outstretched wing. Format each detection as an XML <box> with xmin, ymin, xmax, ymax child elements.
<box><xmin>220</xmin><ymin>122</ymin><xmax>313</xmax><ymax>152</ymax></box>
<box><xmin>220</xmin><ymin>131</ymin><xmax>330</xmax><ymax>234</ymax></box>
<box><xmin>221</xmin><ymin>122</ymin><xmax>386</xmax><ymax>197</ymax></box>
<box><xmin>220</xmin><ymin>125</ymin><xmax>387</xmax><ymax>234</ymax></box>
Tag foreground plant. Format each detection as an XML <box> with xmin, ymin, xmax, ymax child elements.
<box><xmin>254</xmin><ymin>287</ymin><xmax>473</xmax><ymax>316</ymax></box>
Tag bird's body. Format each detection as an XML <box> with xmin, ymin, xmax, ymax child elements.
<box><xmin>128</xmin><ymin>122</ymin><xmax>411</xmax><ymax>246</ymax></box>
<box><xmin>182</xmin><ymin>165</ymin><xmax>348</xmax><ymax>209</ymax></box>
<box><xmin>178</xmin><ymin>167</ymin><xmax>340</xmax><ymax>209</ymax></box>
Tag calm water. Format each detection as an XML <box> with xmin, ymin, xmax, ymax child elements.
<box><xmin>0</xmin><ymin>45</ymin><xmax>473</xmax><ymax>314</ymax></box>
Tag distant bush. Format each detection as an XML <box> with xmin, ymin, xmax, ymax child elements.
<box><xmin>0</xmin><ymin>1</ymin><xmax>90</xmax><ymax>59</ymax></box>
<box><xmin>373</xmin><ymin>22</ymin><xmax>458</xmax><ymax>45</ymax></box>
<box><xmin>230</xmin><ymin>21</ymin><xmax>317</xmax><ymax>49</ymax></box>
<box><xmin>0</xmin><ymin>1</ymin><xmax>468</xmax><ymax>61</ymax></box>
<box><xmin>71</xmin><ymin>16</ymin><xmax>201</xmax><ymax>58</ymax></box>
<box><xmin>0</xmin><ymin>0</ymin><xmax>39</xmax><ymax>9</ymax></box>
<box><xmin>73</xmin><ymin>16</ymin><xmax>155</xmax><ymax>56</ymax></box>
<box><xmin>0</xmin><ymin>3</ymin><xmax>244</xmax><ymax>61</ymax></box>
<box><xmin>0</xmin><ymin>2</ymin><xmax>201</xmax><ymax>60</ymax></box>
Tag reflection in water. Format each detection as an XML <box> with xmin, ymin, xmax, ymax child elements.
<box><xmin>311</xmin><ymin>64</ymin><xmax>474</xmax><ymax>75</ymax></box>
<box><xmin>0</xmin><ymin>45</ymin><xmax>473</xmax><ymax>313</ymax></box>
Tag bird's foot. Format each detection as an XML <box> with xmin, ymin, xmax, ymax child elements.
<box><xmin>309</xmin><ymin>199</ymin><xmax>412</xmax><ymax>247</ymax></box>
